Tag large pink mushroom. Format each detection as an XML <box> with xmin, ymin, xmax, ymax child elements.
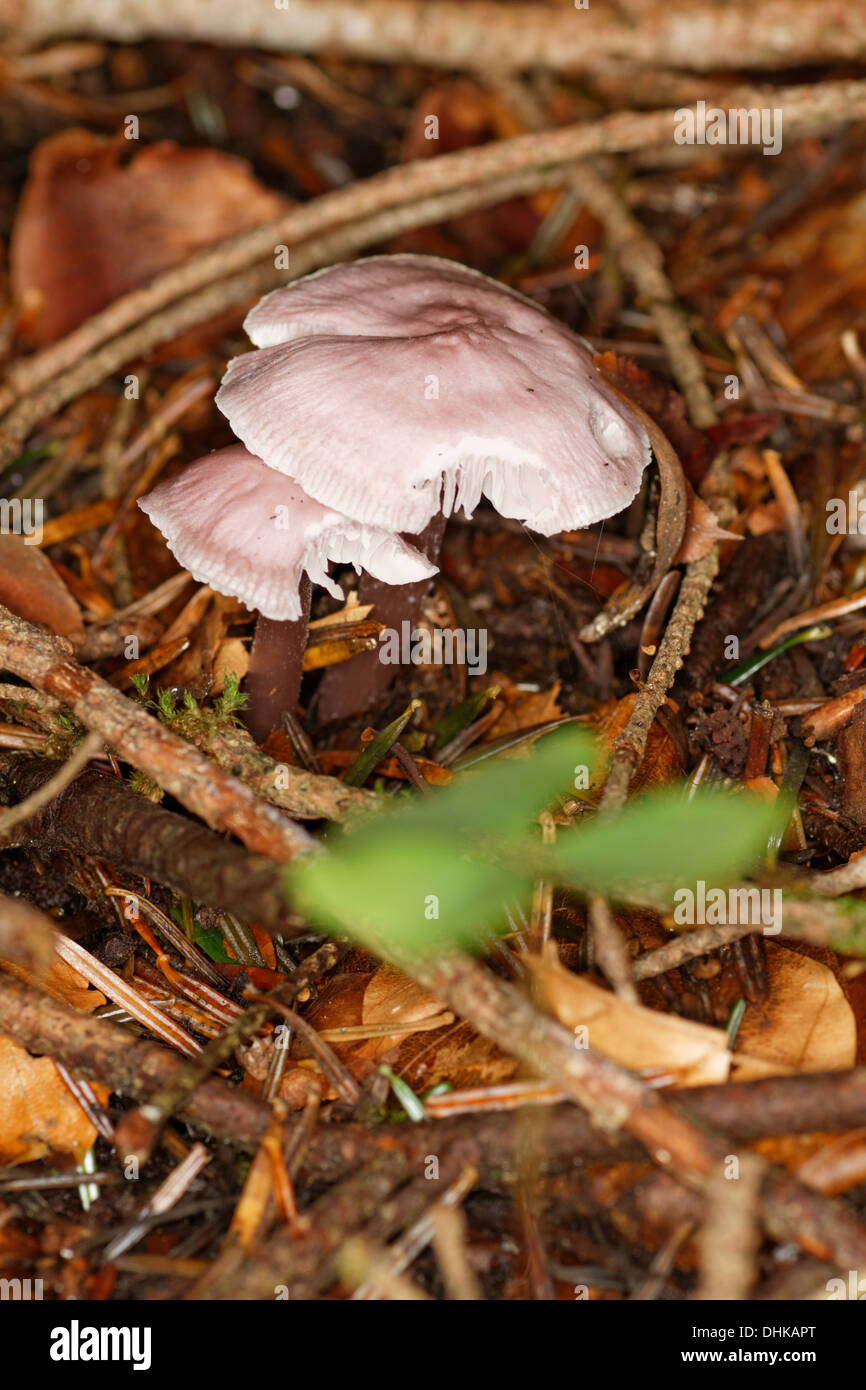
<box><xmin>215</xmin><ymin>255</ymin><xmax>651</xmax><ymax>720</ymax></box>
<box><xmin>138</xmin><ymin>443</ymin><xmax>435</xmax><ymax>742</ymax></box>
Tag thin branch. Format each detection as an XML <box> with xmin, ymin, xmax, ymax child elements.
<box><xmin>0</xmin><ymin>729</ymin><xmax>102</xmax><ymax>835</ymax></box>
<box><xmin>568</xmin><ymin>162</ymin><xmax>717</xmax><ymax>428</ymax></box>
<box><xmin>0</xmin><ymin>604</ymin><xmax>314</xmax><ymax>861</ymax></box>
<box><xmin>5</xmin><ymin>1</ymin><xmax>866</xmax><ymax>77</ymax></box>
<box><xmin>600</xmin><ymin>451</ymin><xmax>738</xmax><ymax>810</ymax></box>
<box><xmin>2</xmin><ymin>78</ymin><xmax>865</xmax><ymax>442</ymax></box>
<box><xmin>1</xmin><ymin>756</ymin><xmax>304</xmax><ymax>933</ymax></box>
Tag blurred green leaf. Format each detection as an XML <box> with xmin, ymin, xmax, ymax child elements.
<box><xmin>550</xmin><ymin>787</ymin><xmax>783</xmax><ymax>898</ymax></box>
<box><xmin>404</xmin><ymin>728</ymin><xmax>599</xmax><ymax>838</ymax></box>
<box><xmin>289</xmin><ymin>731</ymin><xmax>781</xmax><ymax>959</ymax></box>
<box><xmin>292</xmin><ymin>729</ymin><xmax>595</xmax><ymax>953</ymax></box>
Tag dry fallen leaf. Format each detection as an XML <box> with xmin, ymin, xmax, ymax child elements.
<box><xmin>308</xmin><ymin>595</ymin><xmax>375</xmax><ymax>629</ymax></box>
<box><xmin>674</xmin><ymin>488</ymin><xmax>741</xmax><ymax>565</ymax></box>
<box><xmin>733</xmin><ymin>941</ymin><xmax>857</xmax><ymax>1079</ymax></box>
<box><xmin>211</xmin><ymin>637</ymin><xmax>249</xmax><ymax>695</ymax></box>
<box><xmin>240</xmin><ymin>963</ymin><xmax>513</xmax><ymax>1106</ymax></box>
<box><xmin>0</xmin><ymin>952</ymin><xmax>106</xmax><ymax>1012</ymax></box>
<box><xmin>0</xmin><ymin>1038</ymin><xmax>109</xmax><ymax>1164</ymax></box>
<box><xmin>482</xmin><ymin>671</ymin><xmax>564</xmax><ymax>741</ymax></box>
<box><xmin>0</xmin><ymin>953</ymin><xmax>108</xmax><ymax>1164</ymax></box>
<box><xmin>11</xmin><ymin>129</ymin><xmax>288</xmax><ymax>346</ymax></box>
<box><xmin>528</xmin><ymin>946</ymin><xmax>732</xmax><ymax>1087</ymax></box>
<box><xmin>0</xmin><ymin>534</ymin><xmax>83</xmax><ymax>639</ymax></box>
<box><xmin>593</xmin><ymin>692</ymin><xmax>686</xmax><ymax>793</ymax></box>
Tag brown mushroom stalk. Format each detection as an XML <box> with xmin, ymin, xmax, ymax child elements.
<box><xmin>316</xmin><ymin>514</ymin><xmax>446</xmax><ymax>724</ymax></box>
<box><xmin>244</xmin><ymin>577</ymin><xmax>312</xmax><ymax>743</ymax></box>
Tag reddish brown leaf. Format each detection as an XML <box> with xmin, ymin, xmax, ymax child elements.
<box><xmin>0</xmin><ymin>534</ymin><xmax>83</xmax><ymax>638</ymax></box>
<box><xmin>11</xmin><ymin>129</ymin><xmax>288</xmax><ymax>347</ymax></box>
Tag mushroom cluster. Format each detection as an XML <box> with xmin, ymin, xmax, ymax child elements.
<box><xmin>139</xmin><ymin>254</ymin><xmax>651</xmax><ymax>740</ymax></box>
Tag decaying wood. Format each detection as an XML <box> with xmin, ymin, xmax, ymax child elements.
<box><xmin>0</xmin><ymin>756</ymin><xmax>302</xmax><ymax>933</ymax></box>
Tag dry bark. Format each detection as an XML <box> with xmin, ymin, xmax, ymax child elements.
<box><xmin>0</xmin><ymin>603</ymin><xmax>314</xmax><ymax>860</ymax></box>
<box><xmin>0</xmin><ymin>756</ymin><xmax>301</xmax><ymax>933</ymax></box>
<box><xmin>4</xmin><ymin>1</ymin><xmax>866</xmax><ymax>76</ymax></box>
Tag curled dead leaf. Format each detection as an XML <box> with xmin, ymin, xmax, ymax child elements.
<box><xmin>0</xmin><ymin>534</ymin><xmax>83</xmax><ymax>639</ymax></box>
<box><xmin>528</xmin><ymin>945</ymin><xmax>732</xmax><ymax>1087</ymax></box>
<box><xmin>674</xmin><ymin>487</ymin><xmax>741</xmax><ymax>565</ymax></box>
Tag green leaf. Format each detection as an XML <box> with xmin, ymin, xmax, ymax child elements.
<box><xmin>430</xmin><ymin>686</ymin><xmax>500</xmax><ymax>750</ymax></box>
<box><xmin>404</xmin><ymin>728</ymin><xmax>599</xmax><ymax>838</ymax></box>
<box><xmin>294</xmin><ymin>825</ymin><xmax>530</xmax><ymax>954</ymax></box>
<box><xmin>343</xmin><ymin>700</ymin><xmax>421</xmax><ymax>787</ymax></box>
<box><xmin>194</xmin><ymin>925</ymin><xmax>233</xmax><ymax>963</ymax></box>
<box><xmin>551</xmin><ymin>787</ymin><xmax>782</xmax><ymax>899</ymax></box>
<box><xmin>290</xmin><ymin>729</ymin><xmax>597</xmax><ymax>954</ymax></box>
<box><xmin>288</xmin><ymin>730</ymin><xmax>778</xmax><ymax>961</ymax></box>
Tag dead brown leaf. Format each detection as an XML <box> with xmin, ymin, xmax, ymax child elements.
<box><xmin>733</xmin><ymin>941</ymin><xmax>857</xmax><ymax>1079</ymax></box>
<box><xmin>528</xmin><ymin>946</ymin><xmax>732</xmax><ymax>1087</ymax></box>
<box><xmin>11</xmin><ymin>129</ymin><xmax>288</xmax><ymax>346</ymax></box>
<box><xmin>674</xmin><ymin>487</ymin><xmax>742</xmax><ymax>565</ymax></box>
<box><xmin>0</xmin><ymin>953</ymin><xmax>106</xmax><ymax>1012</ymax></box>
<box><xmin>593</xmin><ymin>692</ymin><xmax>686</xmax><ymax>792</ymax></box>
<box><xmin>0</xmin><ymin>534</ymin><xmax>83</xmax><ymax>638</ymax></box>
<box><xmin>0</xmin><ymin>1037</ymin><xmax>109</xmax><ymax>1164</ymax></box>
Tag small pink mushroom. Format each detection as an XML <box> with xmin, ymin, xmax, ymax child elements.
<box><xmin>215</xmin><ymin>255</ymin><xmax>651</xmax><ymax>721</ymax></box>
<box><xmin>138</xmin><ymin>443</ymin><xmax>434</xmax><ymax>741</ymax></box>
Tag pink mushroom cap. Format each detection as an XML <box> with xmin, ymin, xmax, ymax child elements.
<box><xmin>138</xmin><ymin>443</ymin><xmax>436</xmax><ymax>622</ymax></box>
<box><xmin>216</xmin><ymin>254</ymin><xmax>652</xmax><ymax>537</ymax></box>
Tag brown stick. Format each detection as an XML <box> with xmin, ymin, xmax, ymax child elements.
<box><xmin>0</xmin><ymin>757</ymin><xmax>303</xmax><ymax>934</ymax></box>
<box><xmin>382</xmin><ymin>948</ymin><xmax>866</xmax><ymax>1275</ymax></box>
<box><xmin>2</xmin><ymin>79</ymin><xmax>864</xmax><ymax>440</ymax></box>
<box><xmin>0</xmin><ymin>729</ymin><xmax>103</xmax><ymax>833</ymax></box>
<box><xmin>599</xmin><ymin>451</ymin><xmax>737</xmax><ymax>810</ymax></box>
<box><xmin>0</xmin><ymin>970</ymin><xmax>273</xmax><ymax>1148</ymax></box>
<box><xmin>5</xmin><ymin>1</ymin><xmax>866</xmax><ymax>77</ymax></box>
<box><xmin>568</xmin><ymin>164</ymin><xmax>717</xmax><ymax>430</ymax></box>
<box><xmin>0</xmin><ymin>603</ymin><xmax>314</xmax><ymax>861</ymax></box>
<box><xmin>5</xmin><ymin>965</ymin><xmax>866</xmax><ymax>1173</ymax></box>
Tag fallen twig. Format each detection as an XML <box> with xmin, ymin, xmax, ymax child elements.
<box><xmin>0</xmin><ymin>756</ymin><xmax>306</xmax><ymax>933</ymax></box>
<box><xmin>5</xmin><ymin>1</ymin><xmax>866</xmax><ymax>78</ymax></box>
<box><xmin>2</xmin><ymin>79</ymin><xmax>865</xmax><ymax>450</ymax></box>
<box><xmin>0</xmin><ymin>604</ymin><xmax>316</xmax><ymax>860</ymax></box>
<box><xmin>0</xmin><ymin>728</ymin><xmax>102</xmax><ymax>835</ymax></box>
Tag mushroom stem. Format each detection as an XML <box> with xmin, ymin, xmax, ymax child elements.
<box><xmin>316</xmin><ymin>514</ymin><xmax>447</xmax><ymax>725</ymax></box>
<box><xmin>244</xmin><ymin>575</ymin><xmax>312</xmax><ymax>744</ymax></box>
